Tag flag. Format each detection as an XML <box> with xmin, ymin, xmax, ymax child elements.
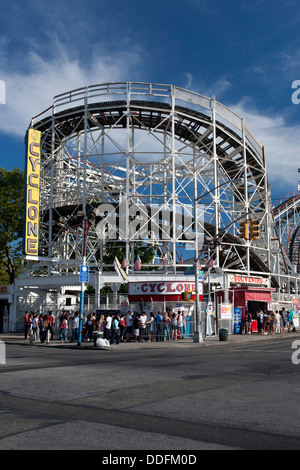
<box><xmin>134</xmin><ymin>255</ymin><xmax>142</xmax><ymax>271</ymax></box>
<box><xmin>205</xmin><ymin>257</ymin><xmax>214</xmax><ymax>269</ymax></box>
<box><xmin>121</xmin><ymin>256</ymin><xmax>127</xmax><ymax>269</ymax></box>
<box><xmin>193</xmin><ymin>259</ymin><xmax>202</xmax><ymax>269</ymax></box>
<box><xmin>205</xmin><ymin>256</ymin><xmax>214</xmax><ymax>279</ymax></box>
<box><xmin>114</xmin><ymin>256</ymin><xmax>128</xmax><ymax>282</ymax></box>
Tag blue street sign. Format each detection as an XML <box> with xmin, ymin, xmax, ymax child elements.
<box><xmin>80</xmin><ymin>265</ymin><xmax>89</xmax><ymax>282</ymax></box>
<box><xmin>184</xmin><ymin>270</ymin><xmax>204</xmax><ymax>278</ymax></box>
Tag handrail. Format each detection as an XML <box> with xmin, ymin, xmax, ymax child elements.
<box><xmin>31</xmin><ymin>81</ymin><xmax>264</xmax><ymax>166</ymax></box>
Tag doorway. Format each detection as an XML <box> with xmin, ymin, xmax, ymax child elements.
<box><xmin>247</xmin><ymin>300</ymin><xmax>268</xmax><ymax>318</ymax></box>
<box><xmin>0</xmin><ymin>300</ymin><xmax>9</xmax><ymax>333</ymax></box>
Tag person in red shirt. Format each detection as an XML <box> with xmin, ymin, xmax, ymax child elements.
<box><xmin>24</xmin><ymin>312</ymin><xmax>31</xmax><ymax>339</ymax></box>
<box><xmin>48</xmin><ymin>311</ymin><xmax>55</xmax><ymax>340</ymax></box>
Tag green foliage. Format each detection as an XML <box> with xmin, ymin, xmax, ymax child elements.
<box><xmin>100</xmin><ymin>240</ymin><xmax>156</xmax><ymax>294</ymax></box>
<box><xmin>102</xmin><ymin>241</ymin><xmax>155</xmax><ymax>270</ymax></box>
<box><xmin>0</xmin><ymin>168</ymin><xmax>24</xmax><ymax>284</ymax></box>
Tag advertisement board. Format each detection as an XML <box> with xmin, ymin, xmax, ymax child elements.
<box><xmin>128</xmin><ymin>280</ymin><xmax>203</xmax><ymax>302</ymax></box>
<box><xmin>293</xmin><ymin>298</ymin><xmax>300</xmax><ymax>327</ymax></box>
<box><xmin>23</xmin><ymin>128</ymin><xmax>41</xmax><ymax>256</ymax></box>
<box><xmin>220</xmin><ymin>303</ymin><xmax>232</xmax><ymax>320</ymax></box>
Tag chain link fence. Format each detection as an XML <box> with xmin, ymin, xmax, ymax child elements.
<box><xmin>14</xmin><ymin>292</ymin><xmax>222</xmax><ymax>340</ymax></box>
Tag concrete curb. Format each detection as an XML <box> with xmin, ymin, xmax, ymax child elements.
<box><xmin>2</xmin><ymin>330</ymin><xmax>300</xmax><ymax>351</ymax></box>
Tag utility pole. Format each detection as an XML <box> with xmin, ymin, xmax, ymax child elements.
<box><xmin>77</xmin><ymin>216</ymin><xmax>88</xmax><ymax>346</ymax></box>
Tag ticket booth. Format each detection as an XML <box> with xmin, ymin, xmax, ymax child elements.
<box><xmin>0</xmin><ymin>285</ymin><xmax>12</xmax><ymax>333</ymax></box>
<box><xmin>127</xmin><ymin>280</ymin><xmax>202</xmax><ymax>338</ymax></box>
<box><xmin>234</xmin><ymin>286</ymin><xmax>275</xmax><ymax>332</ymax></box>
<box><xmin>216</xmin><ymin>280</ymin><xmax>275</xmax><ymax>334</ymax></box>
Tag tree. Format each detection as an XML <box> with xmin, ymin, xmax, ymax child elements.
<box><xmin>0</xmin><ymin>168</ymin><xmax>24</xmax><ymax>284</ymax></box>
<box><xmin>100</xmin><ymin>240</ymin><xmax>156</xmax><ymax>294</ymax></box>
<box><xmin>102</xmin><ymin>240</ymin><xmax>155</xmax><ymax>271</ymax></box>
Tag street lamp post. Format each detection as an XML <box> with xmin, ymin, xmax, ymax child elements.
<box><xmin>77</xmin><ymin>216</ymin><xmax>88</xmax><ymax>347</ymax></box>
<box><xmin>194</xmin><ymin>195</ymin><xmax>203</xmax><ymax>343</ymax></box>
<box><xmin>193</xmin><ymin>178</ymin><xmax>244</xmax><ymax>343</ymax></box>
<box><xmin>194</xmin><ymin>260</ymin><xmax>203</xmax><ymax>342</ymax></box>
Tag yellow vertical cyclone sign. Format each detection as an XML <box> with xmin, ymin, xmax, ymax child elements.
<box><xmin>24</xmin><ymin>128</ymin><xmax>41</xmax><ymax>256</ymax></box>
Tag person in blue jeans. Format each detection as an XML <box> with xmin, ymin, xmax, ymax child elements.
<box><xmin>155</xmin><ymin>311</ymin><xmax>163</xmax><ymax>341</ymax></box>
<box><xmin>287</xmin><ymin>311</ymin><xmax>292</xmax><ymax>333</ymax></box>
<box><xmin>71</xmin><ymin>312</ymin><xmax>79</xmax><ymax>342</ymax></box>
<box><xmin>59</xmin><ymin>316</ymin><xmax>68</xmax><ymax>343</ymax></box>
<box><xmin>104</xmin><ymin>313</ymin><xmax>112</xmax><ymax>342</ymax></box>
<box><xmin>111</xmin><ymin>315</ymin><xmax>120</xmax><ymax>344</ymax></box>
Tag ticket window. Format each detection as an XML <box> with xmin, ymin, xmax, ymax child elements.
<box><xmin>0</xmin><ymin>300</ymin><xmax>9</xmax><ymax>333</ymax></box>
<box><xmin>247</xmin><ymin>300</ymin><xmax>269</xmax><ymax>333</ymax></box>
<box><xmin>247</xmin><ymin>301</ymin><xmax>269</xmax><ymax>319</ymax></box>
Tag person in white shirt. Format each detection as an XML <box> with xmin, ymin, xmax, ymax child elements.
<box><xmin>71</xmin><ymin>312</ymin><xmax>79</xmax><ymax>342</ymax></box>
<box><xmin>177</xmin><ymin>311</ymin><xmax>184</xmax><ymax>339</ymax></box>
<box><xmin>275</xmin><ymin>310</ymin><xmax>281</xmax><ymax>334</ymax></box>
<box><xmin>171</xmin><ymin>313</ymin><xmax>178</xmax><ymax>341</ymax></box>
<box><xmin>139</xmin><ymin>311</ymin><xmax>147</xmax><ymax>341</ymax></box>
<box><xmin>105</xmin><ymin>313</ymin><xmax>112</xmax><ymax>342</ymax></box>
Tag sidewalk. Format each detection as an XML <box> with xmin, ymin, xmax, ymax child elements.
<box><xmin>1</xmin><ymin>329</ymin><xmax>300</xmax><ymax>350</ymax></box>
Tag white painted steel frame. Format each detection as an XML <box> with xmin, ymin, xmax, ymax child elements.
<box><xmin>273</xmin><ymin>193</ymin><xmax>300</xmax><ymax>273</ymax></box>
<box><xmin>26</xmin><ymin>82</ymin><xmax>284</xmax><ymax>283</ymax></box>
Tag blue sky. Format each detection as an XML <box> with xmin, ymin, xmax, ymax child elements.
<box><xmin>0</xmin><ymin>0</ymin><xmax>299</xmax><ymax>204</ymax></box>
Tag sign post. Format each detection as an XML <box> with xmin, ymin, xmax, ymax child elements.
<box><xmin>80</xmin><ymin>265</ymin><xmax>89</xmax><ymax>282</ymax></box>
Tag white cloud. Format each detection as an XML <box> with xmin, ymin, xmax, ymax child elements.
<box><xmin>181</xmin><ymin>73</ymin><xmax>299</xmax><ymax>196</ymax></box>
<box><xmin>0</xmin><ymin>46</ymin><xmax>141</xmax><ymax>137</ymax></box>
<box><xmin>230</xmin><ymin>100</ymin><xmax>300</xmax><ymax>195</ymax></box>
<box><xmin>181</xmin><ymin>79</ymin><xmax>299</xmax><ymax>196</ymax></box>
<box><xmin>1</xmin><ymin>47</ymin><xmax>298</xmax><ymax>199</ymax></box>
<box><xmin>183</xmin><ymin>74</ymin><xmax>231</xmax><ymax>100</ymax></box>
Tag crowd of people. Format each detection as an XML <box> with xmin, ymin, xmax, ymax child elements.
<box><xmin>23</xmin><ymin>306</ymin><xmax>296</xmax><ymax>344</ymax></box>
<box><xmin>24</xmin><ymin>311</ymin><xmax>55</xmax><ymax>342</ymax></box>
<box><xmin>24</xmin><ymin>309</ymin><xmax>188</xmax><ymax>344</ymax></box>
<box><xmin>245</xmin><ymin>307</ymin><xmax>294</xmax><ymax>335</ymax></box>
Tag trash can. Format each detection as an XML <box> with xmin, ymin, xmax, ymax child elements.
<box><xmin>94</xmin><ymin>331</ymin><xmax>104</xmax><ymax>346</ymax></box>
<box><xmin>219</xmin><ymin>328</ymin><xmax>228</xmax><ymax>341</ymax></box>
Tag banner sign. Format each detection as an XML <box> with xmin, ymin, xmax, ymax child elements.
<box><xmin>220</xmin><ymin>303</ymin><xmax>232</xmax><ymax>320</ymax></box>
<box><xmin>228</xmin><ymin>274</ymin><xmax>270</xmax><ymax>287</ymax></box>
<box><xmin>129</xmin><ymin>281</ymin><xmax>199</xmax><ymax>295</ymax></box>
<box><xmin>128</xmin><ymin>281</ymin><xmax>203</xmax><ymax>302</ymax></box>
<box><xmin>23</xmin><ymin>128</ymin><xmax>41</xmax><ymax>256</ymax></box>
<box><xmin>293</xmin><ymin>298</ymin><xmax>300</xmax><ymax>316</ymax></box>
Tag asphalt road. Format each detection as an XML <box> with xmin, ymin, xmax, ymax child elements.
<box><xmin>1</xmin><ymin>335</ymin><xmax>300</xmax><ymax>453</ymax></box>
